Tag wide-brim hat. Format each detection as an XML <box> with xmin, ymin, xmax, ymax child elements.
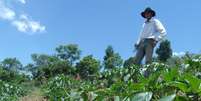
<box><xmin>141</xmin><ymin>7</ymin><xmax>156</xmax><ymax>18</ymax></box>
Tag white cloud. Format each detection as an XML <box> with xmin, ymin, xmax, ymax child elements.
<box><xmin>29</xmin><ymin>21</ymin><xmax>46</xmax><ymax>33</ymax></box>
<box><xmin>12</xmin><ymin>20</ymin><xmax>28</xmax><ymax>33</ymax></box>
<box><xmin>18</xmin><ymin>0</ymin><xmax>26</xmax><ymax>4</ymax></box>
<box><xmin>0</xmin><ymin>0</ymin><xmax>46</xmax><ymax>34</ymax></box>
<box><xmin>0</xmin><ymin>1</ymin><xmax>16</xmax><ymax>20</ymax></box>
<box><xmin>173</xmin><ymin>52</ymin><xmax>185</xmax><ymax>57</ymax></box>
<box><xmin>12</xmin><ymin>14</ymin><xmax>46</xmax><ymax>34</ymax></box>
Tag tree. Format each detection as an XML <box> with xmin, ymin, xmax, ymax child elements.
<box><xmin>1</xmin><ymin>58</ymin><xmax>23</xmax><ymax>72</ymax></box>
<box><xmin>31</xmin><ymin>54</ymin><xmax>60</xmax><ymax>66</ymax></box>
<box><xmin>31</xmin><ymin>54</ymin><xmax>58</xmax><ymax>78</ymax></box>
<box><xmin>103</xmin><ymin>46</ymin><xmax>123</xmax><ymax>70</ymax></box>
<box><xmin>49</xmin><ymin>60</ymin><xmax>73</xmax><ymax>76</ymax></box>
<box><xmin>55</xmin><ymin>44</ymin><xmax>81</xmax><ymax>65</ymax></box>
<box><xmin>24</xmin><ymin>63</ymin><xmax>37</xmax><ymax>78</ymax></box>
<box><xmin>31</xmin><ymin>54</ymin><xmax>73</xmax><ymax>79</ymax></box>
<box><xmin>76</xmin><ymin>55</ymin><xmax>100</xmax><ymax>79</ymax></box>
<box><xmin>0</xmin><ymin>66</ymin><xmax>29</xmax><ymax>83</ymax></box>
<box><xmin>166</xmin><ymin>56</ymin><xmax>182</xmax><ymax>67</ymax></box>
<box><xmin>156</xmin><ymin>40</ymin><xmax>173</xmax><ymax>62</ymax></box>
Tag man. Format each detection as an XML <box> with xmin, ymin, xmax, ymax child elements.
<box><xmin>134</xmin><ymin>7</ymin><xmax>166</xmax><ymax>65</ymax></box>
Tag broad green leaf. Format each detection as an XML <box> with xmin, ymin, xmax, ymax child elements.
<box><xmin>131</xmin><ymin>92</ymin><xmax>152</xmax><ymax>101</ymax></box>
<box><xmin>183</xmin><ymin>74</ymin><xmax>201</xmax><ymax>93</ymax></box>
<box><xmin>174</xmin><ymin>96</ymin><xmax>188</xmax><ymax>101</ymax></box>
<box><xmin>129</xmin><ymin>83</ymin><xmax>145</xmax><ymax>91</ymax></box>
<box><xmin>163</xmin><ymin>68</ymin><xmax>179</xmax><ymax>82</ymax></box>
<box><xmin>123</xmin><ymin>97</ymin><xmax>130</xmax><ymax>101</ymax></box>
<box><xmin>167</xmin><ymin>81</ymin><xmax>188</xmax><ymax>92</ymax></box>
<box><xmin>114</xmin><ymin>96</ymin><xmax>120</xmax><ymax>101</ymax></box>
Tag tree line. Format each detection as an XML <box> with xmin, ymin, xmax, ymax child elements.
<box><xmin>0</xmin><ymin>40</ymin><xmax>172</xmax><ymax>84</ymax></box>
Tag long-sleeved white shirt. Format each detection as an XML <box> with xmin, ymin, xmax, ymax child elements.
<box><xmin>136</xmin><ymin>18</ymin><xmax>166</xmax><ymax>45</ymax></box>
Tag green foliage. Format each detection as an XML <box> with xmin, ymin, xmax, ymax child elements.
<box><xmin>76</xmin><ymin>55</ymin><xmax>100</xmax><ymax>80</ymax></box>
<box><xmin>0</xmin><ymin>80</ymin><xmax>27</xmax><ymax>101</ymax></box>
<box><xmin>183</xmin><ymin>55</ymin><xmax>201</xmax><ymax>74</ymax></box>
<box><xmin>166</xmin><ymin>56</ymin><xmax>183</xmax><ymax>67</ymax></box>
<box><xmin>131</xmin><ymin>92</ymin><xmax>152</xmax><ymax>101</ymax></box>
<box><xmin>103</xmin><ymin>45</ymin><xmax>123</xmax><ymax>70</ymax></box>
<box><xmin>0</xmin><ymin>59</ymin><xmax>29</xmax><ymax>100</ymax></box>
<box><xmin>156</xmin><ymin>40</ymin><xmax>173</xmax><ymax>62</ymax></box>
<box><xmin>42</xmin><ymin>57</ymin><xmax>201</xmax><ymax>100</ymax></box>
<box><xmin>43</xmin><ymin>74</ymin><xmax>99</xmax><ymax>100</ymax></box>
<box><xmin>159</xmin><ymin>94</ymin><xmax>176</xmax><ymax>101</ymax></box>
<box><xmin>1</xmin><ymin>44</ymin><xmax>201</xmax><ymax>101</ymax></box>
<box><xmin>55</xmin><ymin>44</ymin><xmax>81</xmax><ymax>65</ymax></box>
<box><xmin>123</xmin><ymin>57</ymin><xmax>135</xmax><ymax>68</ymax></box>
<box><xmin>1</xmin><ymin>58</ymin><xmax>23</xmax><ymax>71</ymax></box>
<box><xmin>31</xmin><ymin>54</ymin><xmax>61</xmax><ymax>67</ymax></box>
<box><xmin>30</xmin><ymin>54</ymin><xmax>73</xmax><ymax>80</ymax></box>
<box><xmin>0</xmin><ymin>67</ymin><xmax>29</xmax><ymax>84</ymax></box>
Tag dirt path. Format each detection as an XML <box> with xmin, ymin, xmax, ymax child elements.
<box><xmin>20</xmin><ymin>87</ymin><xmax>48</xmax><ymax>101</ymax></box>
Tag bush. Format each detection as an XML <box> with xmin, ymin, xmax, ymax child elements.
<box><xmin>0</xmin><ymin>80</ymin><xmax>27</xmax><ymax>101</ymax></box>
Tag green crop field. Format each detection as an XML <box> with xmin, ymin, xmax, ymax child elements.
<box><xmin>1</xmin><ymin>53</ymin><xmax>201</xmax><ymax>101</ymax></box>
<box><xmin>0</xmin><ymin>44</ymin><xmax>200</xmax><ymax>101</ymax></box>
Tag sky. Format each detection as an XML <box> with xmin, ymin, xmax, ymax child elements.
<box><xmin>0</xmin><ymin>0</ymin><xmax>201</xmax><ymax>65</ymax></box>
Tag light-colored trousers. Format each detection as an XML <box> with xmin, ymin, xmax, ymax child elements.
<box><xmin>134</xmin><ymin>38</ymin><xmax>157</xmax><ymax>65</ymax></box>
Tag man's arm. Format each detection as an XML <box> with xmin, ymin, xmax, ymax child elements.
<box><xmin>155</xmin><ymin>19</ymin><xmax>167</xmax><ymax>41</ymax></box>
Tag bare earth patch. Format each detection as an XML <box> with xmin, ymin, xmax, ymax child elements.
<box><xmin>20</xmin><ymin>96</ymin><xmax>48</xmax><ymax>101</ymax></box>
<box><xmin>20</xmin><ymin>87</ymin><xmax>48</xmax><ymax>101</ymax></box>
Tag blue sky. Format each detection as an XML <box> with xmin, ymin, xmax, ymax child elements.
<box><xmin>0</xmin><ymin>0</ymin><xmax>201</xmax><ymax>65</ymax></box>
